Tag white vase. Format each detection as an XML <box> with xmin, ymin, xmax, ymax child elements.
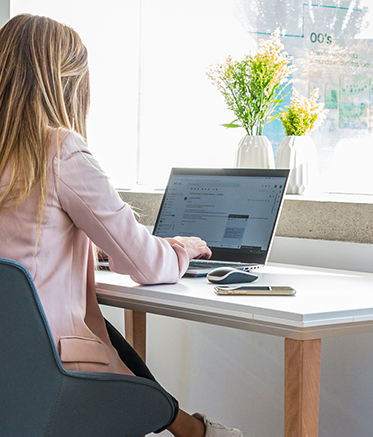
<box><xmin>235</xmin><ymin>135</ymin><xmax>275</xmax><ymax>169</ymax></box>
<box><xmin>275</xmin><ymin>136</ymin><xmax>318</xmax><ymax>194</ymax></box>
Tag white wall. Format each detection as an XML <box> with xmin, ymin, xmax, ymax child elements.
<box><xmin>100</xmin><ymin>237</ymin><xmax>373</xmax><ymax>437</ymax></box>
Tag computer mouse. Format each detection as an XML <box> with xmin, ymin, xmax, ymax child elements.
<box><xmin>207</xmin><ymin>267</ymin><xmax>258</xmax><ymax>284</ymax></box>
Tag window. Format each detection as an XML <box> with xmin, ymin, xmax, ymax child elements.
<box><xmin>10</xmin><ymin>0</ymin><xmax>373</xmax><ymax>194</ymax></box>
<box><xmin>11</xmin><ymin>0</ymin><xmax>141</xmax><ymax>188</ymax></box>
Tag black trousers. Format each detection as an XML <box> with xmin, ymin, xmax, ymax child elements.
<box><xmin>105</xmin><ymin>319</ymin><xmax>179</xmax><ymax>432</ymax></box>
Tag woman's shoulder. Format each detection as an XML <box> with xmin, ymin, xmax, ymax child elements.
<box><xmin>48</xmin><ymin>127</ymin><xmax>90</xmax><ymax>160</ymax></box>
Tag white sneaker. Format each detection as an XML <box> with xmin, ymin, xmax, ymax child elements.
<box><xmin>193</xmin><ymin>413</ymin><xmax>243</xmax><ymax>437</ymax></box>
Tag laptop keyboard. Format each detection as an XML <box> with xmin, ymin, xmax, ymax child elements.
<box><xmin>189</xmin><ymin>260</ymin><xmax>250</xmax><ymax>270</ymax></box>
<box><xmin>96</xmin><ymin>261</ymin><xmax>110</xmax><ymax>271</ymax></box>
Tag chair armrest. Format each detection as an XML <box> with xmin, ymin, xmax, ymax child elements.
<box><xmin>45</xmin><ymin>371</ymin><xmax>176</xmax><ymax>437</ymax></box>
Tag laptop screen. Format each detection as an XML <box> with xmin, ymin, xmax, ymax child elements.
<box><xmin>153</xmin><ymin>168</ymin><xmax>289</xmax><ymax>265</ymax></box>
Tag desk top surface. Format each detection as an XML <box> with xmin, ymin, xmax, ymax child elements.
<box><xmin>96</xmin><ymin>263</ymin><xmax>373</xmax><ymax>339</ymax></box>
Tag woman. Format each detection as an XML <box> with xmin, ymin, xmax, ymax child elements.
<box><xmin>0</xmin><ymin>14</ymin><xmax>242</xmax><ymax>437</ymax></box>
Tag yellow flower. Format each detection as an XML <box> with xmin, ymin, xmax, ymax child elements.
<box><xmin>280</xmin><ymin>88</ymin><xmax>328</xmax><ymax>136</ymax></box>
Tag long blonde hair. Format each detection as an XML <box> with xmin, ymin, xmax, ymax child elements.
<box><xmin>0</xmin><ymin>14</ymin><xmax>90</xmax><ymax>231</ymax></box>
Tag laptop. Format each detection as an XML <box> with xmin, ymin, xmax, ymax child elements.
<box><xmin>152</xmin><ymin>167</ymin><xmax>290</xmax><ymax>277</ymax></box>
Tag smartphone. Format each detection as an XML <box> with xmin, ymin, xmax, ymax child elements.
<box><xmin>214</xmin><ymin>285</ymin><xmax>296</xmax><ymax>296</ymax></box>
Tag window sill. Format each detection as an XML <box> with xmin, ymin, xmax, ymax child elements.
<box><xmin>278</xmin><ymin>193</ymin><xmax>373</xmax><ymax>244</ymax></box>
<box><xmin>118</xmin><ymin>190</ymin><xmax>373</xmax><ymax>245</ymax></box>
<box><xmin>285</xmin><ymin>192</ymin><xmax>373</xmax><ymax>204</ymax></box>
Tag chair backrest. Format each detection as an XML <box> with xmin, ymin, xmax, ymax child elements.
<box><xmin>0</xmin><ymin>258</ymin><xmax>64</xmax><ymax>435</ymax></box>
<box><xmin>0</xmin><ymin>258</ymin><xmax>177</xmax><ymax>437</ymax></box>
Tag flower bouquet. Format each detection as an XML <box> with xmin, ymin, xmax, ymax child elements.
<box><xmin>207</xmin><ymin>29</ymin><xmax>295</xmax><ymax>136</ymax></box>
<box><xmin>207</xmin><ymin>29</ymin><xmax>295</xmax><ymax>168</ymax></box>
<box><xmin>280</xmin><ymin>88</ymin><xmax>327</xmax><ymax>136</ymax></box>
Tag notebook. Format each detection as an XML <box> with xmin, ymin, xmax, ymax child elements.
<box><xmin>152</xmin><ymin>167</ymin><xmax>290</xmax><ymax>277</ymax></box>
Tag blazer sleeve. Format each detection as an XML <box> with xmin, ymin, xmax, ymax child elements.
<box><xmin>52</xmin><ymin>131</ymin><xmax>189</xmax><ymax>285</ymax></box>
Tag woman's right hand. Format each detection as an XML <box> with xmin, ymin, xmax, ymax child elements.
<box><xmin>173</xmin><ymin>236</ymin><xmax>212</xmax><ymax>260</ymax></box>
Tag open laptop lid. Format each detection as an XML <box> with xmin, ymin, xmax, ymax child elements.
<box><xmin>153</xmin><ymin>168</ymin><xmax>289</xmax><ymax>266</ymax></box>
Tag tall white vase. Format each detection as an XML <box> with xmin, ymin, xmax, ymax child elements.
<box><xmin>235</xmin><ymin>135</ymin><xmax>275</xmax><ymax>169</ymax></box>
<box><xmin>275</xmin><ymin>135</ymin><xmax>318</xmax><ymax>194</ymax></box>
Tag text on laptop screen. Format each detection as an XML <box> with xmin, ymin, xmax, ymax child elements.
<box><xmin>153</xmin><ymin>169</ymin><xmax>288</xmax><ymax>259</ymax></box>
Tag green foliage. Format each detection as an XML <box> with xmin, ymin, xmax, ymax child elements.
<box><xmin>207</xmin><ymin>29</ymin><xmax>295</xmax><ymax>136</ymax></box>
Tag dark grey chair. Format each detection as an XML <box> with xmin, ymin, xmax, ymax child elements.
<box><xmin>0</xmin><ymin>257</ymin><xmax>176</xmax><ymax>437</ymax></box>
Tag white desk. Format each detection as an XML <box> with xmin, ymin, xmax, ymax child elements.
<box><xmin>96</xmin><ymin>263</ymin><xmax>373</xmax><ymax>437</ymax></box>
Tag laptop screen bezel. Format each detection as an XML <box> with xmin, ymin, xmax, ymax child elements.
<box><xmin>152</xmin><ymin>167</ymin><xmax>290</xmax><ymax>265</ymax></box>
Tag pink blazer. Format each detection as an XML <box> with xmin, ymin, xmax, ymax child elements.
<box><xmin>0</xmin><ymin>128</ymin><xmax>189</xmax><ymax>374</ymax></box>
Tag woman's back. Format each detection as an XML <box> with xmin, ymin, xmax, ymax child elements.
<box><xmin>0</xmin><ymin>128</ymin><xmax>130</xmax><ymax>374</ymax></box>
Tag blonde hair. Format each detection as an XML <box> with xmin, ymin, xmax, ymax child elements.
<box><xmin>0</xmin><ymin>14</ymin><xmax>90</xmax><ymax>246</ymax></box>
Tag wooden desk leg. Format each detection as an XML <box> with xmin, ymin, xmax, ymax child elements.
<box><xmin>124</xmin><ymin>309</ymin><xmax>146</xmax><ymax>362</ymax></box>
<box><xmin>284</xmin><ymin>338</ymin><xmax>321</xmax><ymax>437</ymax></box>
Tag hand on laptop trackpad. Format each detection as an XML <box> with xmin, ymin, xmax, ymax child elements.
<box><xmin>207</xmin><ymin>267</ymin><xmax>258</xmax><ymax>284</ymax></box>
